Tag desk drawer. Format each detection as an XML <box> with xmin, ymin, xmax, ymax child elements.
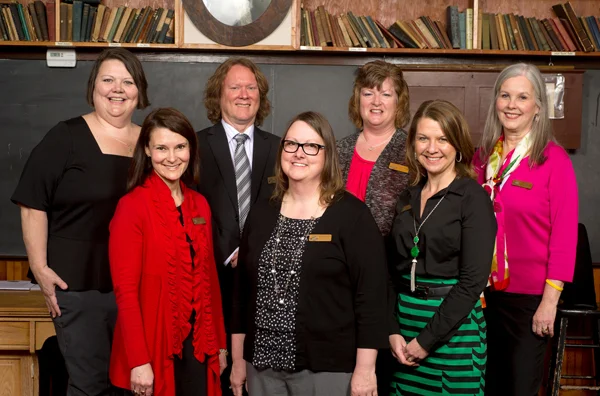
<box><xmin>0</xmin><ymin>322</ymin><xmax>30</xmax><ymax>350</ymax></box>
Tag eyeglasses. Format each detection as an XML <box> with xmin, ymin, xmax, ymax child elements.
<box><xmin>281</xmin><ymin>140</ymin><xmax>326</xmax><ymax>156</ymax></box>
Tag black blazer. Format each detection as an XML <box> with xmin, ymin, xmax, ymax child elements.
<box><xmin>232</xmin><ymin>192</ymin><xmax>389</xmax><ymax>372</ymax></box>
<box><xmin>196</xmin><ymin>123</ymin><xmax>280</xmax><ymax>329</ymax></box>
<box><xmin>196</xmin><ymin>123</ymin><xmax>280</xmax><ymax>266</ymax></box>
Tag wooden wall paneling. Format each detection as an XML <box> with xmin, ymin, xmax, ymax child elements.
<box><xmin>0</xmin><ymin>261</ymin><xmax>29</xmax><ymax>281</ymax></box>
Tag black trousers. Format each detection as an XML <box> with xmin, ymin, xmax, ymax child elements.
<box><xmin>118</xmin><ymin>313</ymin><xmax>208</xmax><ymax>396</ymax></box>
<box><xmin>53</xmin><ymin>290</ymin><xmax>117</xmax><ymax>396</ymax></box>
<box><xmin>484</xmin><ymin>291</ymin><xmax>548</xmax><ymax>396</ymax></box>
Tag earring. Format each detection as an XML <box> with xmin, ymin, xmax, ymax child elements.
<box><xmin>414</xmin><ymin>152</ymin><xmax>417</xmax><ymax>160</ymax></box>
<box><xmin>534</xmin><ymin>114</ymin><xmax>540</xmax><ymax>122</ymax></box>
<box><xmin>456</xmin><ymin>152</ymin><xmax>462</xmax><ymax>162</ymax></box>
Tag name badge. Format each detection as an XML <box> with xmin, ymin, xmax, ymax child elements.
<box><xmin>400</xmin><ymin>204</ymin><xmax>412</xmax><ymax>213</ymax></box>
<box><xmin>308</xmin><ymin>234</ymin><xmax>332</xmax><ymax>242</ymax></box>
<box><xmin>512</xmin><ymin>180</ymin><xmax>533</xmax><ymax>190</ymax></box>
<box><xmin>268</xmin><ymin>176</ymin><xmax>277</xmax><ymax>184</ymax></box>
<box><xmin>389</xmin><ymin>162</ymin><xmax>409</xmax><ymax>173</ymax></box>
<box><xmin>192</xmin><ymin>217</ymin><xmax>206</xmax><ymax>225</ymax></box>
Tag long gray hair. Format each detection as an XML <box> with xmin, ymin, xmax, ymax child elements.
<box><xmin>479</xmin><ymin>63</ymin><xmax>554</xmax><ymax>166</ymax></box>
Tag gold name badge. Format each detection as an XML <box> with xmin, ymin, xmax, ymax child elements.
<box><xmin>308</xmin><ymin>234</ymin><xmax>332</xmax><ymax>242</ymax></box>
<box><xmin>268</xmin><ymin>176</ymin><xmax>277</xmax><ymax>184</ymax></box>
<box><xmin>400</xmin><ymin>204</ymin><xmax>412</xmax><ymax>213</ymax></box>
<box><xmin>512</xmin><ymin>180</ymin><xmax>533</xmax><ymax>190</ymax></box>
<box><xmin>389</xmin><ymin>162</ymin><xmax>409</xmax><ymax>173</ymax></box>
<box><xmin>192</xmin><ymin>217</ymin><xmax>206</xmax><ymax>225</ymax></box>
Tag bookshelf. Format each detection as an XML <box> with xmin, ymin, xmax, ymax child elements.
<box><xmin>0</xmin><ymin>0</ymin><xmax>599</xmax><ymax>57</ymax></box>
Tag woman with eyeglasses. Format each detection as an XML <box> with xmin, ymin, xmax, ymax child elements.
<box><xmin>229</xmin><ymin>111</ymin><xmax>388</xmax><ymax>396</ymax></box>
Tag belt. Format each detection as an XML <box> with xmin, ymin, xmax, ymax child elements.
<box><xmin>398</xmin><ymin>283</ymin><xmax>454</xmax><ymax>299</ymax></box>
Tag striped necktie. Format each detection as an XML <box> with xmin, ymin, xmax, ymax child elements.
<box><xmin>234</xmin><ymin>133</ymin><xmax>251</xmax><ymax>231</ymax></box>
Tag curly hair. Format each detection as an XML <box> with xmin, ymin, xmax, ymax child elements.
<box><xmin>203</xmin><ymin>57</ymin><xmax>271</xmax><ymax>126</ymax></box>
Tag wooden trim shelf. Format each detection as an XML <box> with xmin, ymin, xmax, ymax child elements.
<box><xmin>0</xmin><ymin>41</ymin><xmax>178</xmax><ymax>48</ymax></box>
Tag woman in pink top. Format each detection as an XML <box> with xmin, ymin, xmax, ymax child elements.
<box><xmin>474</xmin><ymin>63</ymin><xmax>578</xmax><ymax>396</ymax></box>
<box><xmin>336</xmin><ymin>60</ymin><xmax>411</xmax><ymax>394</ymax></box>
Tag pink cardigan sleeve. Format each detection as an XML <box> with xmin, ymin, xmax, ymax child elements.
<box><xmin>109</xmin><ymin>193</ymin><xmax>150</xmax><ymax>369</ymax></box>
<box><xmin>546</xmin><ymin>146</ymin><xmax>579</xmax><ymax>282</ymax></box>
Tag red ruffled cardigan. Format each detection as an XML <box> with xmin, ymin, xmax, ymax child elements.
<box><xmin>109</xmin><ymin>172</ymin><xmax>226</xmax><ymax>396</ymax></box>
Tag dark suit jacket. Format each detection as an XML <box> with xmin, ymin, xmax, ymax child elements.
<box><xmin>196</xmin><ymin>123</ymin><xmax>280</xmax><ymax>328</ymax></box>
<box><xmin>232</xmin><ymin>193</ymin><xmax>389</xmax><ymax>372</ymax></box>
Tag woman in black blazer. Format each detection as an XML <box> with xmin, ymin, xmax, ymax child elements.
<box><xmin>230</xmin><ymin>111</ymin><xmax>388</xmax><ymax>396</ymax></box>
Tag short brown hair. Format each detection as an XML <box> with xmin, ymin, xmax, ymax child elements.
<box><xmin>86</xmin><ymin>48</ymin><xmax>150</xmax><ymax>109</ymax></box>
<box><xmin>128</xmin><ymin>108</ymin><xmax>200</xmax><ymax>191</ymax></box>
<box><xmin>204</xmin><ymin>57</ymin><xmax>271</xmax><ymax>126</ymax></box>
<box><xmin>348</xmin><ymin>60</ymin><xmax>410</xmax><ymax>129</ymax></box>
<box><xmin>406</xmin><ymin>100</ymin><xmax>476</xmax><ymax>185</ymax></box>
<box><xmin>272</xmin><ymin>112</ymin><xmax>344</xmax><ymax>206</ymax></box>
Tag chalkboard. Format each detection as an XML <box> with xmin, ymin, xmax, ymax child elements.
<box><xmin>2</xmin><ymin>60</ymin><xmax>599</xmax><ymax>261</ymax></box>
<box><xmin>0</xmin><ymin>60</ymin><xmax>357</xmax><ymax>257</ymax></box>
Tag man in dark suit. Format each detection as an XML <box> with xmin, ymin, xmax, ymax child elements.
<box><xmin>196</xmin><ymin>57</ymin><xmax>280</xmax><ymax>395</ymax></box>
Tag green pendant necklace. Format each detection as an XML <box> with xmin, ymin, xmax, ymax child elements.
<box><xmin>411</xmin><ymin>193</ymin><xmax>447</xmax><ymax>291</ymax></box>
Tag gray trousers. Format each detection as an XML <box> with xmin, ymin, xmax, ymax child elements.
<box><xmin>246</xmin><ymin>362</ymin><xmax>352</xmax><ymax>396</ymax></box>
<box><xmin>53</xmin><ymin>290</ymin><xmax>117</xmax><ymax>396</ymax></box>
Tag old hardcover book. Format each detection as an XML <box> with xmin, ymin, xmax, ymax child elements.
<box><xmin>422</xmin><ymin>16</ymin><xmax>446</xmax><ymax>48</ymax></box>
<box><xmin>2</xmin><ymin>6</ymin><xmax>17</xmax><ymax>41</ymax></box>
<box><xmin>66</xmin><ymin>3</ymin><xmax>73</xmax><ymax>40</ymax></box>
<box><xmin>495</xmin><ymin>14</ymin><xmax>507</xmax><ymax>50</ymax></box>
<box><xmin>502</xmin><ymin>14</ymin><xmax>516</xmax><ymax>50</ymax></box>
<box><xmin>113</xmin><ymin>6</ymin><xmax>132</xmax><ymax>43</ymax></box>
<box><xmin>434</xmin><ymin>20</ymin><xmax>453</xmax><ymax>49</ymax></box>
<box><xmin>121</xmin><ymin>8</ymin><xmax>138</xmax><ymax>43</ymax></box>
<box><xmin>388</xmin><ymin>21</ymin><xmax>417</xmax><ymax>48</ymax></box>
<box><xmin>335</xmin><ymin>15</ymin><xmax>352</xmax><ymax>46</ymax></box>
<box><xmin>465</xmin><ymin>8</ymin><xmax>472</xmax><ymax>49</ymax></box>
<box><xmin>517</xmin><ymin>15</ymin><xmax>534</xmax><ymax>50</ymax></box>
<box><xmin>471</xmin><ymin>0</ymin><xmax>479</xmax><ymax>49</ymax></box>
<box><xmin>508</xmin><ymin>14</ymin><xmax>524</xmax><ymax>50</ymax></box>
<box><xmin>542</xmin><ymin>18</ymin><xmax>564</xmax><ymax>50</ymax></box>
<box><xmin>414</xmin><ymin>18</ymin><xmax>438</xmax><ymax>48</ymax></box>
<box><xmin>360</xmin><ymin>16</ymin><xmax>380</xmax><ymax>48</ymax></box>
<box><xmin>446</xmin><ymin>5</ymin><xmax>459</xmax><ymax>48</ymax></box>
<box><xmin>80</xmin><ymin>3</ymin><xmax>90</xmax><ymax>41</ymax></box>
<box><xmin>316</xmin><ymin>6</ymin><xmax>331</xmax><ymax>45</ymax></box>
<box><xmin>366</xmin><ymin>16</ymin><xmax>388</xmax><ymax>48</ymax></box>
<box><xmin>340</xmin><ymin>14</ymin><xmax>359</xmax><ymax>47</ymax></box>
<box><xmin>156</xmin><ymin>8</ymin><xmax>173</xmax><ymax>43</ymax></box>
<box><xmin>303</xmin><ymin>8</ymin><xmax>314</xmax><ymax>46</ymax></box>
<box><xmin>587</xmin><ymin>16</ymin><xmax>600</xmax><ymax>50</ymax></box>
<box><xmin>458</xmin><ymin>11</ymin><xmax>466</xmax><ymax>49</ymax></box>
<box><xmin>44</xmin><ymin>0</ymin><xmax>54</xmax><ymax>41</ymax></box>
<box><xmin>580</xmin><ymin>17</ymin><xmax>597</xmax><ymax>51</ymax></box>
<box><xmin>164</xmin><ymin>17</ymin><xmax>173</xmax><ymax>43</ymax></box>
<box><xmin>536</xmin><ymin>18</ymin><xmax>556</xmax><ymax>51</ymax></box>
<box><xmin>401</xmin><ymin>20</ymin><xmax>427</xmax><ymax>48</ymax></box>
<box><xmin>27</xmin><ymin>3</ymin><xmax>41</xmax><ymax>40</ymax></box>
<box><xmin>375</xmin><ymin>19</ymin><xmax>402</xmax><ymax>48</ymax></box>
<box><xmin>9</xmin><ymin>4</ymin><xmax>24</xmax><ymax>40</ymax></box>
<box><xmin>556</xmin><ymin>2</ymin><xmax>593</xmax><ymax>52</ymax></box>
<box><xmin>71</xmin><ymin>0</ymin><xmax>82</xmax><ymax>41</ymax></box>
<box><xmin>489</xmin><ymin>13</ymin><xmax>498</xmax><ymax>50</ymax></box>
<box><xmin>531</xmin><ymin>18</ymin><xmax>551</xmax><ymax>51</ymax></box>
<box><xmin>348</xmin><ymin>11</ymin><xmax>371</xmax><ymax>47</ymax></box>
<box><xmin>91</xmin><ymin>3</ymin><xmax>105</xmax><ymax>42</ymax></box>
<box><xmin>343</xmin><ymin>13</ymin><xmax>365</xmax><ymax>47</ymax></box>
<box><xmin>553</xmin><ymin>17</ymin><xmax>577</xmax><ymax>51</ymax></box>
<box><xmin>131</xmin><ymin>7</ymin><xmax>151</xmax><ymax>44</ymax></box>
<box><xmin>523</xmin><ymin>15</ymin><xmax>539</xmax><ymax>50</ymax></box>
<box><xmin>100</xmin><ymin>6</ymin><xmax>117</xmax><ymax>42</ymax></box>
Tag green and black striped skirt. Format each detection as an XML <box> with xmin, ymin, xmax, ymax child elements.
<box><xmin>390</xmin><ymin>277</ymin><xmax>486</xmax><ymax>396</ymax></box>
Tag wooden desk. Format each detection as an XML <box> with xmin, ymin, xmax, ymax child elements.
<box><xmin>0</xmin><ymin>291</ymin><xmax>55</xmax><ymax>396</ymax></box>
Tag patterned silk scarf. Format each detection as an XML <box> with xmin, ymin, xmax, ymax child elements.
<box><xmin>482</xmin><ymin>133</ymin><xmax>532</xmax><ymax>291</ymax></box>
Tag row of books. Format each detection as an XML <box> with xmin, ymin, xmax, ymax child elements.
<box><xmin>0</xmin><ymin>0</ymin><xmax>56</xmax><ymax>42</ymax></box>
<box><xmin>59</xmin><ymin>2</ymin><xmax>174</xmax><ymax>44</ymax></box>
<box><xmin>300</xmin><ymin>2</ymin><xmax>600</xmax><ymax>52</ymax></box>
<box><xmin>300</xmin><ymin>6</ymin><xmax>402</xmax><ymax>49</ymax></box>
<box><xmin>448</xmin><ymin>2</ymin><xmax>600</xmax><ymax>52</ymax></box>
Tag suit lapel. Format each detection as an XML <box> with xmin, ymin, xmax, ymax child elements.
<box><xmin>251</xmin><ymin>127</ymin><xmax>274</xmax><ymax>204</ymax></box>
<box><xmin>207</xmin><ymin>123</ymin><xmax>239</xmax><ymax>211</ymax></box>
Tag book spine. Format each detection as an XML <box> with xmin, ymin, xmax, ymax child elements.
<box><xmin>344</xmin><ymin>12</ymin><xmax>365</xmax><ymax>47</ymax></box>
<box><xmin>517</xmin><ymin>15</ymin><xmax>534</xmax><ymax>50</ymax></box>
<box><xmin>489</xmin><ymin>13</ymin><xmax>498</xmax><ymax>50</ymax></box>
<box><xmin>472</xmin><ymin>0</ymin><xmax>479</xmax><ymax>49</ymax></box>
<box><xmin>27</xmin><ymin>3</ymin><xmax>41</xmax><ymax>41</ymax></box>
<box><xmin>466</xmin><ymin>8</ymin><xmax>473</xmax><ymax>49</ymax></box>
<box><xmin>458</xmin><ymin>12</ymin><xmax>466</xmax><ymax>49</ymax></box>
<box><xmin>447</xmin><ymin>6</ymin><xmax>459</xmax><ymax>48</ymax></box>
<box><xmin>587</xmin><ymin>16</ymin><xmax>600</xmax><ymax>50</ymax></box>
<box><xmin>3</xmin><ymin>7</ymin><xmax>17</xmax><ymax>41</ymax></box>
<box><xmin>114</xmin><ymin>6</ymin><xmax>132</xmax><ymax>43</ymax></box>
<box><xmin>340</xmin><ymin>14</ymin><xmax>358</xmax><ymax>47</ymax></box>
<box><xmin>0</xmin><ymin>7</ymin><xmax>8</xmax><ymax>40</ymax></box>
<box><xmin>71</xmin><ymin>0</ymin><xmax>82</xmax><ymax>41</ymax></box>
<box><xmin>24</xmin><ymin>4</ymin><xmax>37</xmax><ymax>40</ymax></box>
<box><xmin>44</xmin><ymin>0</ymin><xmax>54</xmax><ymax>41</ymax></box>
<box><xmin>387</xmin><ymin>22</ymin><xmax>417</xmax><ymax>48</ymax></box>
<box><xmin>157</xmin><ymin>8</ymin><xmax>173</xmax><ymax>44</ymax></box>
<box><xmin>481</xmin><ymin>13</ymin><xmax>490</xmax><ymax>49</ymax></box>
<box><xmin>563</xmin><ymin>2</ymin><xmax>593</xmax><ymax>52</ymax></box>
<box><xmin>107</xmin><ymin>6</ymin><xmax>123</xmax><ymax>42</ymax></box>
<box><xmin>347</xmin><ymin>11</ymin><xmax>370</xmax><ymax>47</ymax></box>
<box><xmin>537</xmin><ymin>18</ymin><xmax>556</xmax><ymax>51</ymax></box>
<box><xmin>509</xmin><ymin>13</ymin><xmax>524</xmax><ymax>50</ymax></box>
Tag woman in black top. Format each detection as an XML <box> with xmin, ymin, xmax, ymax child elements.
<box><xmin>11</xmin><ymin>48</ymin><xmax>149</xmax><ymax>396</ymax></box>
<box><xmin>230</xmin><ymin>112</ymin><xmax>388</xmax><ymax>396</ymax></box>
<box><xmin>388</xmin><ymin>100</ymin><xmax>496</xmax><ymax>395</ymax></box>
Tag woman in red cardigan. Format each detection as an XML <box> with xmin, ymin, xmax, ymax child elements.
<box><xmin>109</xmin><ymin>108</ymin><xmax>227</xmax><ymax>396</ymax></box>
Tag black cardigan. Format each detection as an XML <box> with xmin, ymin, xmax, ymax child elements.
<box><xmin>231</xmin><ymin>192</ymin><xmax>389</xmax><ymax>373</ymax></box>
